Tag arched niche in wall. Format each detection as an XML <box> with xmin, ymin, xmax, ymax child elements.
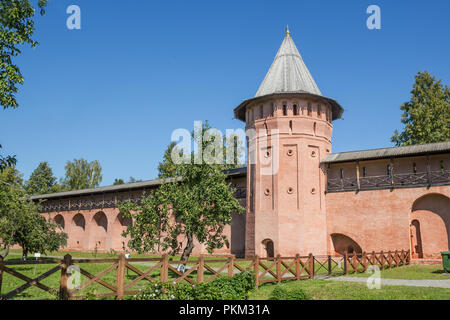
<box><xmin>330</xmin><ymin>233</ymin><xmax>362</xmax><ymax>255</ymax></box>
<box><xmin>54</xmin><ymin>214</ymin><xmax>65</xmax><ymax>230</ymax></box>
<box><xmin>71</xmin><ymin>213</ymin><xmax>86</xmax><ymax>248</ymax></box>
<box><xmin>411</xmin><ymin>193</ymin><xmax>450</xmax><ymax>257</ymax></box>
<box><xmin>91</xmin><ymin>211</ymin><xmax>108</xmax><ymax>250</ymax></box>
<box><xmin>111</xmin><ymin>213</ymin><xmax>132</xmax><ymax>250</ymax></box>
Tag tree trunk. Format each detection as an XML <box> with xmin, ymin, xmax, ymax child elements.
<box><xmin>180</xmin><ymin>233</ymin><xmax>195</xmax><ymax>262</ymax></box>
<box><xmin>22</xmin><ymin>247</ymin><xmax>28</xmax><ymax>261</ymax></box>
<box><xmin>0</xmin><ymin>245</ymin><xmax>9</xmax><ymax>259</ymax></box>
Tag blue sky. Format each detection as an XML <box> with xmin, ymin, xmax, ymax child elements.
<box><xmin>0</xmin><ymin>0</ymin><xmax>449</xmax><ymax>186</ymax></box>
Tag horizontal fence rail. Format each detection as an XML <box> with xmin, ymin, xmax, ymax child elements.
<box><xmin>0</xmin><ymin>249</ymin><xmax>410</xmax><ymax>300</ymax></box>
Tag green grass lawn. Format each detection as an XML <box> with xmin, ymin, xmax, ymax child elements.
<box><xmin>346</xmin><ymin>264</ymin><xmax>450</xmax><ymax>280</ymax></box>
<box><xmin>248</xmin><ymin>279</ymin><xmax>450</xmax><ymax>300</ymax></box>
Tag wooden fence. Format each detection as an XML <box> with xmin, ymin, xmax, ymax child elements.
<box><xmin>0</xmin><ymin>249</ymin><xmax>410</xmax><ymax>300</ymax></box>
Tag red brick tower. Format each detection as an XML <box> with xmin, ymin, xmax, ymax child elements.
<box><xmin>234</xmin><ymin>27</ymin><xmax>344</xmax><ymax>257</ymax></box>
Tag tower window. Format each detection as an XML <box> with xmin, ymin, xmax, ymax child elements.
<box><xmin>260</xmin><ymin>105</ymin><xmax>264</xmax><ymax>119</ymax></box>
<box><xmin>282</xmin><ymin>104</ymin><xmax>287</xmax><ymax>116</ymax></box>
<box><xmin>441</xmin><ymin>160</ymin><xmax>445</xmax><ymax>173</ymax></box>
<box><xmin>307</xmin><ymin>103</ymin><xmax>312</xmax><ymax>116</ymax></box>
<box><xmin>413</xmin><ymin>162</ymin><xmax>417</xmax><ymax>174</ymax></box>
<box><xmin>293</xmin><ymin>104</ymin><xmax>298</xmax><ymax>115</ymax></box>
<box><xmin>318</xmin><ymin>105</ymin><xmax>321</xmax><ymax>116</ymax></box>
<box><xmin>387</xmin><ymin>165</ymin><xmax>392</xmax><ymax>177</ymax></box>
<box><xmin>362</xmin><ymin>167</ymin><xmax>366</xmax><ymax>177</ymax></box>
<box><xmin>340</xmin><ymin>169</ymin><xmax>344</xmax><ymax>179</ymax></box>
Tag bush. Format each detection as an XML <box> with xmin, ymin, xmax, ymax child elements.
<box><xmin>269</xmin><ymin>286</ymin><xmax>309</xmax><ymax>300</ymax></box>
<box><xmin>131</xmin><ymin>271</ymin><xmax>255</xmax><ymax>300</ymax></box>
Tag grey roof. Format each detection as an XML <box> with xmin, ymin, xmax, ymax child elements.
<box><xmin>233</xmin><ymin>27</ymin><xmax>344</xmax><ymax>122</ymax></box>
<box><xmin>255</xmin><ymin>26</ymin><xmax>321</xmax><ymax>97</ymax></box>
<box><xmin>321</xmin><ymin>141</ymin><xmax>450</xmax><ymax>164</ymax></box>
<box><xmin>30</xmin><ymin>167</ymin><xmax>247</xmax><ymax>201</ymax></box>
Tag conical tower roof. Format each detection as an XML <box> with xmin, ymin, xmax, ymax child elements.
<box><xmin>255</xmin><ymin>26</ymin><xmax>321</xmax><ymax>97</ymax></box>
<box><xmin>233</xmin><ymin>27</ymin><xmax>343</xmax><ymax>122</ymax></box>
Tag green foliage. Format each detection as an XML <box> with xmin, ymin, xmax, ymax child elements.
<box><xmin>132</xmin><ymin>271</ymin><xmax>255</xmax><ymax>300</ymax></box>
<box><xmin>120</xmin><ymin>121</ymin><xmax>244</xmax><ymax>260</ymax></box>
<box><xmin>269</xmin><ymin>285</ymin><xmax>310</xmax><ymax>300</ymax></box>
<box><xmin>157</xmin><ymin>141</ymin><xmax>179</xmax><ymax>178</ymax></box>
<box><xmin>392</xmin><ymin>71</ymin><xmax>450</xmax><ymax>146</ymax></box>
<box><xmin>0</xmin><ymin>144</ymin><xmax>16</xmax><ymax>172</ymax></box>
<box><xmin>0</xmin><ymin>166</ymin><xmax>67</xmax><ymax>259</ymax></box>
<box><xmin>113</xmin><ymin>178</ymin><xmax>125</xmax><ymax>185</ymax></box>
<box><xmin>60</xmin><ymin>158</ymin><xmax>102</xmax><ymax>191</ymax></box>
<box><xmin>0</xmin><ymin>0</ymin><xmax>48</xmax><ymax>109</ymax></box>
<box><xmin>25</xmin><ymin>161</ymin><xmax>58</xmax><ymax>195</ymax></box>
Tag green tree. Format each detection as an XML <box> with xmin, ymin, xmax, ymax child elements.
<box><xmin>119</xmin><ymin>122</ymin><xmax>244</xmax><ymax>261</ymax></box>
<box><xmin>60</xmin><ymin>158</ymin><xmax>102</xmax><ymax>191</ymax></box>
<box><xmin>128</xmin><ymin>177</ymin><xmax>142</xmax><ymax>183</ymax></box>
<box><xmin>1</xmin><ymin>1</ymin><xmax>48</xmax><ymax>171</ymax></box>
<box><xmin>0</xmin><ymin>0</ymin><xmax>48</xmax><ymax>109</ymax></box>
<box><xmin>25</xmin><ymin>161</ymin><xmax>58</xmax><ymax>195</ymax></box>
<box><xmin>0</xmin><ymin>144</ymin><xmax>16</xmax><ymax>172</ymax></box>
<box><xmin>391</xmin><ymin>71</ymin><xmax>450</xmax><ymax>146</ymax></box>
<box><xmin>0</xmin><ymin>166</ymin><xmax>67</xmax><ymax>259</ymax></box>
<box><xmin>113</xmin><ymin>178</ymin><xmax>125</xmax><ymax>185</ymax></box>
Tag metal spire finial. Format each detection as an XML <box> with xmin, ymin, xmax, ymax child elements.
<box><xmin>285</xmin><ymin>25</ymin><xmax>290</xmax><ymax>37</ymax></box>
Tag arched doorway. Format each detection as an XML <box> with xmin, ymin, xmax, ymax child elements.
<box><xmin>262</xmin><ymin>239</ymin><xmax>274</xmax><ymax>258</ymax></box>
<box><xmin>330</xmin><ymin>233</ymin><xmax>362</xmax><ymax>255</ymax></box>
<box><xmin>410</xmin><ymin>220</ymin><xmax>423</xmax><ymax>258</ymax></box>
<box><xmin>71</xmin><ymin>214</ymin><xmax>86</xmax><ymax>249</ymax></box>
<box><xmin>411</xmin><ymin>194</ymin><xmax>450</xmax><ymax>258</ymax></box>
<box><xmin>91</xmin><ymin>212</ymin><xmax>108</xmax><ymax>251</ymax></box>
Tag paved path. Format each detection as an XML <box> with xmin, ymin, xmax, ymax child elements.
<box><xmin>316</xmin><ymin>275</ymin><xmax>450</xmax><ymax>289</ymax></box>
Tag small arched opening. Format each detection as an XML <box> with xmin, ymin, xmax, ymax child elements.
<box><xmin>410</xmin><ymin>219</ymin><xmax>423</xmax><ymax>259</ymax></box>
<box><xmin>262</xmin><ymin>239</ymin><xmax>274</xmax><ymax>259</ymax></box>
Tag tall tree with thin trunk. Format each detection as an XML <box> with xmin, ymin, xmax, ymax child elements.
<box><xmin>60</xmin><ymin>158</ymin><xmax>102</xmax><ymax>191</ymax></box>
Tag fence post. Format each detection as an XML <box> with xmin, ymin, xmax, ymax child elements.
<box><xmin>407</xmin><ymin>249</ymin><xmax>411</xmax><ymax>264</ymax></box>
<box><xmin>371</xmin><ymin>251</ymin><xmax>376</xmax><ymax>267</ymax></box>
<box><xmin>59</xmin><ymin>254</ymin><xmax>72</xmax><ymax>300</ymax></box>
<box><xmin>276</xmin><ymin>254</ymin><xmax>281</xmax><ymax>284</ymax></box>
<box><xmin>327</xmin><ymin>255</ymin><xmax>332</xmax><ymax>276</ymax></box>
<box><xmin>362</xmin><ymin>252</ymin><xmax>367</xmax><ymax>272</ymax></box>
<box><xmin>387</xmin><ymin>250</ymin><xmax>392</xmax><ymax>268</ymax></box>
<box><xmin>380</xmin><ymin>251</ymin><xmax>385</xmax><ymax>270</ymax></box>
<box><xmin>116</xmin><ymin>253</ymin><xmax>126</xmax><ymax>300</ymax></box>
<box><xmin>197</xmin><ymin>255</ymin><xmax>204</xmax><ymax>284</ymax></box>
<box><xmin>295</xmin><ymin>254</ymin><xmax>300</xmax><ymax>280</ymax></box>
<box><xmin>308</xmin><ymin>253</ymin><xmax>314</xmax><ymax>279</ymax></box>
<box><xmin>254</xmin><ymin>255</ymin><xmax>260</xmax><ymax>289</ymax></box>
<box><xmin>228</xmin><ymin>256</ymin><xmax>234</xmax><ymax>278</ymax></box>
<box><xmin>343</xmin><ymin>251</ymin><xmax>348</xmax><ymax>275</ymax></box>
<box><xmin>394</xmin><ymin>250</ymin><xmax>398</xmax><ymax>267</ymax></box>
<box><xmin>400</xmin><ymin>250</ymin><xmax>404</xmax><ymax>265</ymax></box>
<box><xmin>160</xmin><ymin>254</ymin><xmax>168</xmax><ymax>283</ymax></box>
